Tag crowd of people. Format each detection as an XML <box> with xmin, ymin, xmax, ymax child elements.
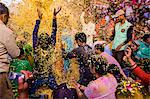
<box><xmin>0</xmin><ymin>0</ymin><xmax>149</xmax><ymax>99</ymax></box>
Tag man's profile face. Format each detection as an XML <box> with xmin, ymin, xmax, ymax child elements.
<box><xmin>2</xmin><ymin>13</ymin><xmax>9</xmax><ymax>25</ymax></box>
<box><xmin>130</xmin><ymin>43</ymin><xmax>139</xmax><ymax>51</ymax></box>
<box><xmin>94</xmin><ymin>48</ymin><xmax>100</xmax><ymax>54</ymax></box>
<box><xmin>4</xmin><ymin>14</ymin><xmax>9</xmax><ymax>24</ymax></box>
<box><xmin>146</xmin><ymin>38</ymin><xmax>150</xmax><ymax>44</ymax></box>
<box><xmin>75</xmin><ymin>40</ymin><xmax>80</xmax><ymax>46</ymax></box>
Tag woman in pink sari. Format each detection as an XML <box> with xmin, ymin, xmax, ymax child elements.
<box><xmin>74</xmin><ymin>56</ymin><xmax>124</xmax><ymax>99</ymax></box>
<box><xmin>93</xmin><ymin>42</ymin><xmax>127</xmax><ymax>79</ymax></box>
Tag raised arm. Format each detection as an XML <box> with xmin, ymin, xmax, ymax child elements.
<box><xmin>127</xmin><ymin>56</ymin><xmax>150</xmax><ymax>85</ymax></box>
<box><xmin>124</xmin><ymin>47</ymin><xmax>150</xmax><ymax>85</ymax></box>
<box><xmin>50</xmin><ymin>7</ymin><xmax>61</xmax><ymax>46</ymax></box>
<box><xmin>32</xmin><ymin>9</ymin><xmax>42</xmax><ymax>51</ymax></box>
<box><xmin>62</xmin><ymin>48</ymin><xmax>77</xmax><ymax>59</ymax></box>
<box><xmin>49</xmin><ymin>16</ymin><xmax>57</xmax><ymax>46</ymax></box>
<box><xmin>32</xmin><ymin>20</ymin><xmax>41</xmax><ymax>50</ymax></box>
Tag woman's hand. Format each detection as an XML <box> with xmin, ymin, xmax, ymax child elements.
<box><xmin>54</xmin><ymin>6</ymin><xmax>62</xmax><ymax>16</ymax></box>
<box><xmin>124</xmin><ymin>47</ymin><xmax>137</xmax><ymax>68</ymax></box>
<box><xmin>72</xmin><ymin>82</ymin><xmax>84</xmax><ymax>97</ymax></box>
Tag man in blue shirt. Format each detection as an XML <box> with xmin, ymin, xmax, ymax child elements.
<box><xmin>30</xmin><ymin>7</ymin><xmax>61</xmax><ymax>95</ymax></box>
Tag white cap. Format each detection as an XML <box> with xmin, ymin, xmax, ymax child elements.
<box><xmin>112</xmin><ymin>10</ymin><xmax>125</xmax><ymax>18</ymax></box>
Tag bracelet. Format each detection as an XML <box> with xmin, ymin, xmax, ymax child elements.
<box><xmin>131</xmin><ymin>63</ymin><xmax>137</xmax><ymax>70</ymax></box>
<box><xmin>127</xmin><ymin>57</ymin><xmax>131</xmax><ymax>60</ymax></box>
<box><xmin>131</xmin><ymin>63</ymin><xmax>136</xmax><ymax>67</ymax></box>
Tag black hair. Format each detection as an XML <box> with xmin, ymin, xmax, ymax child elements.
<box><xmin>91</xmin><ymin>56</ymin><xmax>108</xmax><ymax>75</ymax></box>
<box><xmin>19</xmin><ymin>48</ymin><xmax>25</xmax><ymax>56</ymax></box>
<box><xmin>53</xmin><ymin>83</ymin><xmax>78</xmax><ymax>99</ymax></box>
<box><xmin>142</xmin><ymin>34</ymin><xmax>150</xmax><ymax>42</ymax></box>
<box><xmin>94</xmin><ymin>44</ymin><xmax>105</xmax><ymax>52</ymax></box>
<box><xmin>91</xmin><ymin>56</ymin><xmax>124</xmax><ymax>82</ymax></box>
<box><xmin>107</xmin><ymin>64</ymin><xmax>124</xmax><ymax>82</ymax></box>
<box><xmin>17</xmin><ymin>41</ymin><xmax>26</xmax><ymax>56</ymax></box>
<box><xmin>0</xmin><ymin>3</ymin><xmax>9</xmax><ymax>15</ymax></box>
<box><xmin>75</xmin><ymin>32</ymin><xmax>87</xmax><ymax>43</ymax></box>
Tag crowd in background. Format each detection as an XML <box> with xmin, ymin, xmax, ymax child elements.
<box><xmin>0</xmin><ymin>0</ymin><xmax>149</xmax><ymax>99</ymax></box>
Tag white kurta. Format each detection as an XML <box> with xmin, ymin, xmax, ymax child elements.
<box><xmin>80</xmin><ymin>12</ymin><xmax>96</xmax><ymax>47</ymax></box>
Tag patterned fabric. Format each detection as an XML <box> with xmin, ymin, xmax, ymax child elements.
<box><xmin>9</xmin><ymin>59</ymin><xmax>32</xmax><ymax>98</ymax></box>
<box><xmin>34</xmin><ymin>46</ymin><xmax>55</xmax><ymax>78</ymax></box>
<box><xmin>33</xmin><ymin>18</ymin><xmax>57</xmax><ymax>78</ymax></box>
<box><xmin>31</xmin><ymin>18</ymin><xmax>58</xmax><ymax>94</ymax></box>
<box><xmin>66</xmin><ymin>44</ymin><xmax>94</xmax><ymax>86</ymax></box>
<box><xmin>10</xmin><ymin>59</ymin><xmax>32</xmax><ymax>73</ymax></box>
<box><xmin>29</xmin><ymin>75</ymin><xmax>58</xmax><ymax>94</ymax></box>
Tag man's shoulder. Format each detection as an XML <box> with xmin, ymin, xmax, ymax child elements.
<box><xmin>126</xmin><ymin>20</ymin><xmax>132</xmax><ymax>27</ymax></box>
<box><xmin>0</xmin><ymin>24</ymin><xmax>14</xmax><ymax>43</ymax></box>
<box><xmin>115</xmin><ymin>22</ymin><xmax>120</xmax><ymax>27</ymax></box>
<box><xmin>85</xmin><ymin>44</ymin><xmax>92</xmax><ymax>49</ymax></box>
<box><xmin>72</xmin><ymin>47</ymin><xmax>83</xmax><ymax>53</ymax></box>
<box><xmin>0</xmin><ymin>24</ymin><xmax>13</xmax><ymax>36</ymax></box>
<box><xmin>73</xmin><ymin>45</ymin><xmax>92</xmax><ymax>52</ymax></box>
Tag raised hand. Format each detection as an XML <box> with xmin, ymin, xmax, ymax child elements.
<box><xmin>54</xmin><ymin>6</ymin><xmax>62</xmax><ymax>16</ymax></box>
<box><xmin>37</xmin><ymin>8</ymin><xmax>43</xmax><ymax>19</ymax></box>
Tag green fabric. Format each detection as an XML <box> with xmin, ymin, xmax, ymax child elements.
<box><xmin>23</xmin><ymin>44</ymin><xmax>33</xmax><ymax>55</ymax></box>
<box><xmin>112</xmin><ymin>20</ymin><xmax>132</xmax><ymax>50</ymax></box>
<box><xmin>134</xmin><ymin>41</ymin><xmax>150</xmax><ymax>59</ymax></box>
<box><xmin>10</xmin><ymin>59</ymin><xmax>32</xmax><ymax>73</ymax></box>
<box><xmin>10</xmin><ymin>59</ymin><xmax>32</xmax><ymax>98</ymax></box>
<box><xmin>9</xmin><ymin>44</ymin><xmax>33</xmax><ymax>98</ymax></box>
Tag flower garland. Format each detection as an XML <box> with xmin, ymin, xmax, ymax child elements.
<box><xmin>117</xmin><ymin>80</ymin><xmax>146</xmax><ymax>96</ymax></box>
